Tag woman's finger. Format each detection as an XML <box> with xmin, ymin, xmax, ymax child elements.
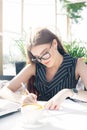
<box><xmin>22</xmin><ymin>94</ymin><xmax>37</xmax><ymax>105</ymax></box>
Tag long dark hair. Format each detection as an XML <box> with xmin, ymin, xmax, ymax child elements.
<box><xmin>27</xmin><ymin>75</ymin><xmax>40</xmax><ymax>97</ymax></box>
<box><xmin>26</xmin><ymin>28</ymin><xmax>66</xmax><ymax>95</ymax></box>
<box><xmin>27</xmin><ymin>28</ymin><xmax>66</xmax><ymax>62</ymax></box>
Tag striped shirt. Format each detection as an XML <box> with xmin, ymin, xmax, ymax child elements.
<box><xmin>34</xmin><ymin>53</ymin><xmax>78</xmax><ymax>101</ymax></box>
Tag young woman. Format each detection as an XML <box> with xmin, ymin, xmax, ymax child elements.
<box><xmin>5</xmin><ymin>28</ymin><xmax>87</xmax><ymax>109</ymax></box>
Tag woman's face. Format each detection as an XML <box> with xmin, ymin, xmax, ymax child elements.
<box><xmin>30</xmin><ymin>40</ymin><xmax>59</xmax><ymax>68</ymax></box>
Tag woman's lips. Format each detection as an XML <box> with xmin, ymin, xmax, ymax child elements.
<box><xmin>44</xmin><ymin>61</ymin><xmax>50</xmax><ymax>64</ymax></box>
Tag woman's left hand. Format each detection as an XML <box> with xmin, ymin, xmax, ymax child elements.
<box><xmin>44</xmin><ymin>89</ymin><xmax>72</xmax><ymax>110</ymax></box>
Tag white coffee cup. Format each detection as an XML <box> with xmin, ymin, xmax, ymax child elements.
<box><xmin>21</xmin><ymin>103</ymin><xmax>44</xmax><ymax>124</ymax></box>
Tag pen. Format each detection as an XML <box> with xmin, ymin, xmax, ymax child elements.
<box><xmin>21</xmin><ymin>82</ymin><xmax>29</xmax><ymax>95</ymax></box>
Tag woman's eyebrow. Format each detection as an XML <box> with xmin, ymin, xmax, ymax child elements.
<box><xmin>31</xmin><ymin>47</ymin><xmax>49</xmax><ymax>57</ymax></box>
<box><xmin>40</xmin><ymin>48</ymin><xmax>48</xmax><ymax>55</ymax></box>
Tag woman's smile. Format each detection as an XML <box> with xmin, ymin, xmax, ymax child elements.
<box><xmin>44</xmin><ymin>60</ymin><xmax>50</xmax><ymax>65</ymax></box>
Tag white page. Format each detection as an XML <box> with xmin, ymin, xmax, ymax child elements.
<box><xmin>0</xmin><ymin>98</ymin><xmax>21</xmax><ymax>117</ymax></box>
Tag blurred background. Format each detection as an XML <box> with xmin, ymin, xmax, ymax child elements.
<box><xmin>0</xmin><ymin>0</ymin><xmax>87</xmax><ymax>76</ymax></box>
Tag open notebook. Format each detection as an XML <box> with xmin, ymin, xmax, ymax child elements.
<box><xmin>0</xmin><ymin>98</ymin><xmax>21</xmax><ymax>117</ymax></box>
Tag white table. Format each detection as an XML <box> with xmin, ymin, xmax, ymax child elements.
<box><xmin>0</xmin><ymin>99</ymin><xmax>87</xmax><ymax>130</ymax></box>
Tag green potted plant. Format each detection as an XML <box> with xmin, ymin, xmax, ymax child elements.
<box><xmin>60</xmin><ymin>0</ymin><xmax>87</xmax><ymax>23</ymax></box>
<box><xmin>64</xmin><ymin>40</ymin><xmax>87</xmax><ymax>63</ymax></box>
<box><xmin>14</xmin><ymin>37</ymin><xmax>27</xmax><ymax>74</ymax></box>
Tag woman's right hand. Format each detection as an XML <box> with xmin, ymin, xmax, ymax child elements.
<box><xmin>22</xmin><ymin>93</ymin><xmax>37</xmax><ymax>106</ymax></box>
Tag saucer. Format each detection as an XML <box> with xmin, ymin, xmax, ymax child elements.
<box><xmin>20</xmin><ymin>118</ymin><xmax>45</xmax><ymax>128</ymax></box>
<box><xmin>21</xmin><ymin>122</ymin><xmax>44</xmax><ymax>128</ymax></box>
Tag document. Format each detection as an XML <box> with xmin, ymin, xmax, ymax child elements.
<box><xmin>0</xmin><ymin>98</ymin><xmax>21</xmax><ymax>117</ymax></box>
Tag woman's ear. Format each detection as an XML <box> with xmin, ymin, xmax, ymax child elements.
<box><xmin>52</xmin><ymin>39</ymin><xmax>58</xmax><ymax>49</ymax></box>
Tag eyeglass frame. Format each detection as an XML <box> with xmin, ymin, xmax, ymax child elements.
<box><xmin>30</xmin><ymin>42</ymin><xmax>52</xmax><ymax>63</ymax></box>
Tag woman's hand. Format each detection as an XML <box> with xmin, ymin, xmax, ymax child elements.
<box><xmin>22</xmin><ymin>93</ymin><xmax>37</xmax><ymax>106</ymax></box>
<box><xmin>44</xmin><ymin>89</ymin><xmax>73</xmax><ymax>110</ymax></box>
